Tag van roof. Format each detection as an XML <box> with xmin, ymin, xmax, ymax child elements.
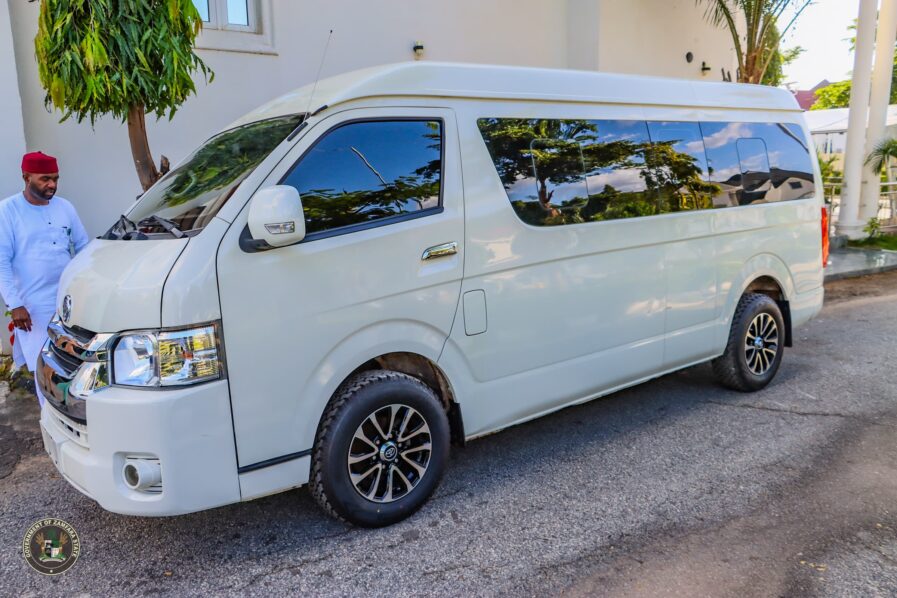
<box><xmin>231</xmin><ymin>62</ymin><xmax>800</xmax><ymax>127</ymax></box>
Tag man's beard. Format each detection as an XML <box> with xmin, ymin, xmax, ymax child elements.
<box><xmin>29</xmin><ymin>183</ymin><xmax>54</xmax><ymax>200</ymax></box>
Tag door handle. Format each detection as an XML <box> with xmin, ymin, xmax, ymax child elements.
<box><xmin>421</xmin><ymin>242</ymin><xmax>458</xmax><ymax>261</ymax></box>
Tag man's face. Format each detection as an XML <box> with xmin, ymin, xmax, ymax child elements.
<box><xmin>23</xmin><ymin>172</ymin><xmax>59</xmax><ymax>200</ymax></box>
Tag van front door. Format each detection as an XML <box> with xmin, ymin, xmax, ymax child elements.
<box><xmin>216</xmin><ymin>108</ymin><xmax>464</xmax><ymax>473</ymax></box>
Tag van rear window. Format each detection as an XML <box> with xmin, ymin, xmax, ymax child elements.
<box><xmin>477</xmin><ymin>118</ymin><xmax>815</xmax><ymax>227</ymax></box>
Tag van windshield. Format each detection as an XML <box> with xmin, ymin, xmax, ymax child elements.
<box><xmin>110</xmin><ymin>114</ymin><xmax>304</xmax><ymax>239</ymax></box>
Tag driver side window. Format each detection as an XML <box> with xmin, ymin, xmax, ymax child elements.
<box><xmin>280</xmin><ymin>119</ymin><xmax>443</xmax><ymax>238</ymax></box>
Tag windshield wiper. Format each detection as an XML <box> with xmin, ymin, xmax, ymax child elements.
<box><xmin>102</xmin><ymin>214</ymin><xmax>148</xmax><ymax>240</ymax></box>
<box><xmin>137</xmin><ymin>215</ymin><xmax>186</xmax><ymax>239</ymax></box>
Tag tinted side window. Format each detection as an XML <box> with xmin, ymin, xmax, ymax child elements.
<box><xmin>581</xmin><ymin>120</ymin><xmax>656</xmax><ymax>221</ymax></box>
<box><xmin>645</xmin><ymin>121</ymin><xmax>716</xmax><ymax>212</ymax></box>
<box><xmin>476</xmin><ymin>118</ymin><xmax>593</xmax><ymax>226</ymax></box>
<box><xmin>736</xmin><ymin>138</ymin><xmax>771</xmax><ymax>204</ymax></box>
<box><xmin>701</xmin><ymin>121</ymin><xmax>749</xmax><ymax>207</ymax></box>
<box><xmin>759</xmin><ymin>123</ymin><xmax>816</xmax><ymax>201</ymax></box>
<box><xmin>282</xmin><ymin>120</ymin><xmax>442</xmax><ymax>236</ymax></box>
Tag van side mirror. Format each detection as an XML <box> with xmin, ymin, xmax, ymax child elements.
<box><xmin>247</xmin><ymin>185</ymin><xmax>306</xmax><ymax>248</ymax></box>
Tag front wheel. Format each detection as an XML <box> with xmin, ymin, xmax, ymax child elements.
<box><xmin>310</xmin><ymin>370</ymin><xmax>450</xmax><ymax>527</ymax></box>
<box><xmin>712</xmin><ymin>293</ymin><xmax>785</xmax><ymax>392</ymax></box>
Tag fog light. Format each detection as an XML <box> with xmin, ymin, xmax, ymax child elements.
<box><xmin>122</xmin><ymin>458</ymin><xmax>162</xmax><ymax>492</ymax></box>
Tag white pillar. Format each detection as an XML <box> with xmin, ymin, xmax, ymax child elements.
<box><xmin>860</xmin><ymin>0</ymin><xmax>897</xmax><ymax>223</ymax></box>
<box><xmin>838</xmin><ymin>0</ymin><xmax>878</xmax><ymax>238</ymax></box>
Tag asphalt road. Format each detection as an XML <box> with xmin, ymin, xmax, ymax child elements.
<box><xmin>2</xmin><ymin>272</ymin><xmax>896</xmax><ymax>597</ymax></box>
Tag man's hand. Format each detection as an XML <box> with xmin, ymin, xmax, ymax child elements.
<box><xmin>11</xmin><ymin>306</ymin><xmax>31</xmax><ymax>332</ymax></box>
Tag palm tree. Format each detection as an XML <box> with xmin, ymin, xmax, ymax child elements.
<box><xmin>865</xmin><ymin>138</ymin><xmax>897</xmax><ymax>182</ymax></box>
<box><xmin>696</xmin><ymin>0</ymin><xmax>812</xmax><ymax>84</ymax></box>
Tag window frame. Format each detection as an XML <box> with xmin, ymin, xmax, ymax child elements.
<box><xmin>278</xmin><ymin>116</ymin><xmax>447</xmax><ymax>243</ymax></box>
<box><xmin>193</xmin><ymin>0</ymin><xmax>275</xmax><ymax>55</ymax></box>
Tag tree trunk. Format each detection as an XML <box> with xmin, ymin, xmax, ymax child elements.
<box><xmin>127</xmin><ymin>104</ymin><xmax>160</xmax><ymax>192</ymax></box>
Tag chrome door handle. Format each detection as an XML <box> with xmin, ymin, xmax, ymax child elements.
<box><xmin>421</xmin><ymin>242</ymin><xmax>458</xmax><ymax>261</ymax></box>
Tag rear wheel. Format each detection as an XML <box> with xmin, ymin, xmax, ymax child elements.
<box><xmin>712</xmin><ymin>293</ymin><xmax>785</xmax><ymax>392</ymax></box>
<box><xmin>310</xmin><ymin>370</ymin><xmax>450</xmax><ymax>527</ymax></box>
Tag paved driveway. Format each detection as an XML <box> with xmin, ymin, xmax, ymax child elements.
<box><xmin>2</xmin><ymin>272</ymin><xmax>896</xmax><ymax>597</ymax></box>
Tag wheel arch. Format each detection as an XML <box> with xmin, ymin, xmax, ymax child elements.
<box><xmin>345</xmin><ymin>352</ymin><xmax>465</xmax><ymax>446</ymax></box>
<box><xmin>727</xmin><ymin>254</ymin><xmax>795</xmax><ymax>348</ymax></box>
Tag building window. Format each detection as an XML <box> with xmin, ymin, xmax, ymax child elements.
<box><xmin>192</xmin><ymin>0</ymin><xmax>274</xmax><ymax>54</ymax></box>
<box><xmin>193</xmin><ymin>0</ymin><xmax>257</xmax><ymax>32</ymax></box>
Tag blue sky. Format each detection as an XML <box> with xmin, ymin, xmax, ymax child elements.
<box><xmin>782</xmin><ymin>0</ymin><xmax>859</xmax><ymax>89</ymax></box>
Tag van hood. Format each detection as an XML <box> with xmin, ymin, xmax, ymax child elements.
<box><xmin>57</xmin><ymin>238</ymin><xmax>188</xmax><ymax>333</ymax></box>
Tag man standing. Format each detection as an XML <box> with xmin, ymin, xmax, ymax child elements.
<box><xmin>0</xmin><ymin>152</ymin><xmax>89</xmax><ymax>404</ymax></box>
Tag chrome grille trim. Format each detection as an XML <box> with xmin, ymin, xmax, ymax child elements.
<box><xmin>38</xmin><ymin>316</ymin><xmax>110</xmax><ymax>425</ymax></box>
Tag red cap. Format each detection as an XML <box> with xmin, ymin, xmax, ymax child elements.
<box><xmin>21</xmin><ymin>151</ymin><xmax>59</xmax><ymax>174</ymax></box>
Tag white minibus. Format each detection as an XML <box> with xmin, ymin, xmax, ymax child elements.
<box><xmin>37</xmin><ymin>62</ymin><xmax>826</xmax><ymax>527</ymax></box>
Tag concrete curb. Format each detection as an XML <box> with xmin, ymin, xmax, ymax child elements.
<box><xmin>824</xmin><ymin>247</ymin><xmax>897</xmax><ymax>282</ymax></box>
<box><xmin>825</xmin><ymin>262</ymin><xmax>897</xmax><ymax>281</ymax></box>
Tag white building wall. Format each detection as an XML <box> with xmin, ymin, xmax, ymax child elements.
<box><xmin>0</xmin><ymin>0</ymin><xmax>26</xmax><ymax>201</ymax></box>
<box><xmin>0</xmin><ymin>0</ymin><xmax>26</xmax><ymax>354</ymax></box>
<box><xmin>6</xmin><ymin>0</ymin><xmax>738</xmax><ymax>238</ymax></box>
<box><xmin>597</xmin><ymin>0</ymin><xmax>739</xmax><ymax>79</ymax></box>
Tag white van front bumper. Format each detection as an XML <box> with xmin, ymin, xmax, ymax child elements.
<box><xmin>39</xmin><ymin>380</ymin><xmax>241</xmax><ymax>516</ymax></box>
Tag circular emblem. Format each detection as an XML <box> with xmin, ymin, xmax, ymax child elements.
<box><xmin>379</xmin><ymin>442</ymin><xmax>398</xmax><ymax>462</ymax></box>
<box><xmin>22</xmin><ymin>518</ymin><xmax>81</xmax><ymax>575</ymax></box>
<box><xmin>61</xmin><ymin>295</ymin><xmax>72</xmax><ymax>324</ymax></box>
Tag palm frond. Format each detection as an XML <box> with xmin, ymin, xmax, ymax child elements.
<box><xmin>865</xmin><ymin>138</ymin><xmax>897</xmax><ymax>173</ymax></box>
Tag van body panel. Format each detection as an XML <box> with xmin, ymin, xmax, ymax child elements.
<box><xmin>216</xmin><ymin>106</ymin><xmax>465</xmax><ymax>469</ymax></box>
<box><xmin>40</xmin><ymin>380</ymin><xmax>239</xmax><ymax>516</ymax></box>
<box><xmin>239</xmin><ymin>456</ymin><xmax>311</xmax><ymax>501</ymax></box>
<box><xmin>58</xmin><ymin>238</ymin><xmax>187</xmax><ymax>332</ymax></box>
<box><xmin>160</xmin><ymin>217</ymin><xmax>228</xmax><ymax>327</ymax></box>
<box><xmin>228</xmin><ymin>62</ymin><xmax>800</xmax><ymax>129</ymax></box>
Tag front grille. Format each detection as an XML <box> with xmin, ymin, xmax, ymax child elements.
<box><xmin>38</xmin><ymin>318</ymin><xmax>102</xmax><ymax>425</ymax></box>
<box><xmin>49</xmin><ymin>341</ymin><xmax>82</xmax><ymax>372</ymax></box>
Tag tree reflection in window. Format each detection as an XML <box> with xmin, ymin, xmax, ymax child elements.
<box><xmin>477</xmin><ymin>118</ymin><xmax>720</xmax><ymax>226</ymax></box>
<box><xmin>128</xmin><ymin>114</ymin><xmax>305</xmax><ymax>233</ymax></box>
<box><xmin>282</xmin><ymin>120</ymin><xmax>442</xmax><ymax>235</ymax></box>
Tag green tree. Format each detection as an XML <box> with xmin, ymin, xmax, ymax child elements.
<box><xmin>696</xmin><ymin>0</ymin><xmax>812</xmax><ymax>84</ymax></box>
<box><xmin>34</xmin><ymin>0</ymin><xmax>213</xmax><ymax>191</ymax></box>
<box><xmin>761</xmin><ymin>42</ymin><xmax>804</xmax><ymax>86</ymax></box>
<box><xmin>812</xmin><ymin>19</ymin><xmax>897</xmax><ymax>110</ymax></box>
<box><xmin>811</xmin><ymin>81</ymin><xmax>853</xmax><ymax>110</ymax></box>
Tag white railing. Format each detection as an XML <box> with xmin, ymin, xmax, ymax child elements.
<box><xmin>822</xmin><ymin>177</ymin><xmax>897</xmax><ymax>234</ymax></box>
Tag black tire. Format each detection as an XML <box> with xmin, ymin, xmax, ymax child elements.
<box><xmin>712</xmin><ymin>293</ymin><xmax>785</xmax><ymax>392</ymax></box>
<box><xmin>310</xmin><ymin>370</ymin><xmax>450</xmax><ymax>527</ymax></box>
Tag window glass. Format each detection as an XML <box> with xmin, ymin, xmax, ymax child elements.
<box><xmin>192</xmin><ymin>0</ymin><xmax>210</xmax><ymax>21</ymax></box>
<box><xmin>281</xmin><ymin>120</ymin><xmax>442</xmax><ymax>236</ymax></box>
<box><xmin>759</xmin><ymin>123</ymin><xmax>816</xmax><ymax>201</ymax></box>
<box><xmin>581</xmin><ymin>120</ymin><xmax>655</xmax><ymax>221</ymax></box>
<box><xmin>227</xmin><ymin>0</ymin><xmax>249</xmax><ymax>25</ymax></box>
<box><xmin>700</xmin><ymin>121</ymin><xmax>751</xmax><ymax>207</ymax></box>
<box><xmin>645</xmin><ymin>121</ymin><xmax>716</xmax><ymax>212</ymax></box>
<box><xmin>125</xmin><ymin>114</ymin><xmax>303</xmax><ymax>234</ymax></box>
<box><xmin>736</xmin><ymin>138</ymin><xmax>772</xmax><ymax>204</ymax></box>
<box><xmin>476</xmin><ymin>119</ymin><xmax>593</xmax><ymax>226</ymax></box>
<box><xmin>480</xmin><ymin>118</ymin><xmax>812</xmax><ymax>227</ymax></box>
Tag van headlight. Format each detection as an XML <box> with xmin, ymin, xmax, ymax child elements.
<box><xmin>112</xmin><ymin>324</ymin><xmax>222</xmax><ymax>387</ymax></box>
